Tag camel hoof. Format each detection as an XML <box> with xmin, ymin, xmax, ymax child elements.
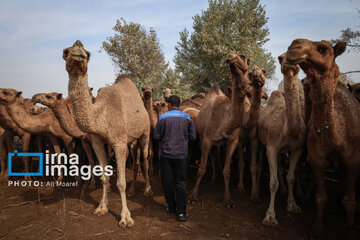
<box><xmin>119</xmin><ymin>217</ymin><xmax>134</xmax><ymax>228</ymax></box>
<box><xmin>262</xmin><ymin>212</ymin><xmax>278</xmax><ymax>226</ymax></box>
<box><xmin>143</xmin><ymin>188</ymin><xmax>153</xmax><ymax>197</ymax></box>
<box><xmin>223</xmin><ymin>198</ymin><xmax>235</xmax><ymax>208</ymax></box>
<box><xmin>250</xmin><ymin>194</ymin><xmax>261</xmax><ymax>203</ymax></box>
<box><xmin>235</xmin><ymin>187</ymin><xmax>246</xmax><ymax>195</ymax></box>
<box><xmin>127</xmin><ymin>188</ymin><xmax>136</xmax><ymax>197</ymax></box>
<box><xmin>287</xmin><ymin>202</ymin><xmax>302</xmax><ymax>214</ymax></box>
<box><xmin>93</xmin><ymin>205</ymin><xmax>108</xmax><ymax>216</ymax></box>
<box><xmin>187</xmin><ymin>192</ymin><xmax>198</xmax><ymax>204</ymax></box>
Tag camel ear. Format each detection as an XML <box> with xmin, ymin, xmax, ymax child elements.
<box><xmin>347</xmin><ymin>83</ymin><xmax>353</xmax><ymax>92</ymax></box>
<box><xmin>247</xmin><ymin>58</ymin><xmax>251</xmax><ymax>65</ymax></box>
<box><xmin>63</xmin><ymin>48</ymin><xmax>69</xmax><ymax>60</ymax></box>
<box><xmin>162</xmin><ymin>90</ymin><xmax>165</xmax><ymax>93</ymax></box>
<box><xmin>16</xmin><ymin>91</ymin><xmax>22</xmax><ymax>97</ymax></box>
<box><xmin>57</xmin><ymin>93</ymin><xmax>63</xmax><ymax>99</ymax></box>
<box><xmin>141</xmin><ymin>88</ymin><xmax>145</xmax><ymax>92</ymax></box>
<box><xmin>90</xmin><ymin>87</ymin><xmax>93</xmax><ymax>91</ymax></box>
<box><xmin>278</xmin><ymin>55</ymin><xmax>283</xmax><ymax>64</ymax></box>
<box><xmin>333</xmin><ymin>41</ymin><xmax>346</xmax><ymax>57</ymax></box>
<box><xmin>86</xmin><ymin>50</ymin><xmax>91</xmax><ymax>61</ymax></box>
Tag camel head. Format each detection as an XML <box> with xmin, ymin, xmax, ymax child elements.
<box><xmin>226</xmin><ymin>50</ymin><xmax>250</xmax><ymax>87</ymax></box>
<box><xmin>31</xmin><ymin>92</ymin><xmax>63</xmax><ymax>108</ymax></box>
<box><xmin>0</xmin><ymin>88</ymin><xmax>22</xmax><ymax>105</ymax></box>
<box><xmin>154</xmin><ymin>101</ymin><xmax>168</xmax><ymax>115</ymax></box>
<box><xmin>278</xmin><ymin>53</ymin><xmax>300</xmax><ymax>78</ymax></box>
<box><xmin>142</xmin><ymin>86</ymin><xmax>153</xmax><ymax>100</ymax></box>
<box><xmin>63</xmin><ymin>40</ymin><xmax>91</xmax><ymax>77</ymax></box>
<box><xmin>286</xmin><ymin>39</ymin><xmax>346</xmax><ymax>75</ymax></box>
<box><xmin>249</xmin><ymin>65</ymin><xmax>266</xmax><ymax>89</ymax></box>
<box><xmin>162</xmin><ymin>88</ymin><xmax>173</xmax><ymax>102</ymax></box>
<box><xmin>347</xmin><ymin>83</ymin><xmax>360</xmax><ymax>102</ymax></box>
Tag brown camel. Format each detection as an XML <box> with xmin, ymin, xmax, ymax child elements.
<box><xmin>0</xmin><ymin>89</ymin><xmax>74</xmax><ymax>181</ymax></box>
<box><xmin>347</xmin><ymin>83</ymin><xmax>360</xmax><ymax>102</ymax></box>
<box><xmin>162</xmin><ymin>88</ymin><xmax>173</xmax><ymax>102</ymax></box>
<box><xmin>31</xmin><ymin>92</ymin><xmax>97</xmax><ymax>186</ymax></box>
<box><xmin>63</xmin><ymin>40</ymin><xmax>152</xmax><ymax>227</ymax></box>
<box><xmin>153</xmin><ymin>101</ymin><xmax>168</xmax><ymax>116</ymax></box>
<box><xmin>188</xmin><ymin>51</ymin><xmax>249</xmax><ymax>207</ymax></box>
<box><xmin>141</xmin><ymin>86</ymin><xmax>157</xmax><ymax>175</ymax></box>
<box><xmin>191</xmin><ymin>93</ymin><xmax>206</xmax><ymax>104</ymax></box>
<box><xmin>179</xmin><ymin>98</ymin><xmax>202</xmax><ymax>110</ymax></box>
<box><xmin>258</xmin><ymin>53</ymin><xmax>306</xmax><ymax>226</ymax></box>
<box><xmin>183</xmin><ymin>107</ymin><xmax>200</xmax><ymax>120</ymax></box>
<box><xmin>286</xmin><ymin>39</ymin><xmax>360</xmax><ymax>239</ymax></box>
<box><xmin>0</xmin><ymin>103</ymin><xmax>31</xmax><ymax>181</ymax></box>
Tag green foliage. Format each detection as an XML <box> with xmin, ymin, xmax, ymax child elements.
<box><xmin>102</xmin><ymin>18</ymin><xmax>168</xmax><ymax>98</ymax></box>
<box><xmin>161</xmin><ymin>69</ymin><xmax>194</xmax><ymax>100</ymax></box>
<box><xmin>331</xmin><ymin>27</ymin><xmax>360</xmax><ymax>53</ymax></box>
<box><xmin>174</xmin><ymin>0</ymin><xmax>275</xmax><ymax>93</ymax></box>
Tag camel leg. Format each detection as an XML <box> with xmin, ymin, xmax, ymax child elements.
<box><xmin>113</xmin><ymin>143</ymin><xmax>135</xmax><ymax>228</ymax></box>
<box><xmin>49</xmin><ymin>136</ymin><xmax>63</xmax><ymax>182</ymax></box>
<box><xmin>82</xmin><ymin>140</ymin><xmax>96</xmax><ymax>187</ymax></box>
<box><xmin>0</xmin><ymin>131</ymin><xmax>7</xmax><ymax>181</ymax></box>
<box><xmin>128</xmin><ymin>141</ymin><xmax>139</xmax><ymax>197</ymax></box>
<box><xmin>90</xmin><ymin>135</ymin><xmax>110</xmax><ymax>216</ymax></box>
<box><xmin>36</xmin><ymin>135</ymin><xmax>43</xmax><ymax>172</ymax></box>
<box><xmin>188</xmin><ymin>138</ymin><xmax>212</xmax><ymax>203</ymax></box>
<box><xmin>342</xmin><ymin>159</ymin><xmax>359</xmax><ymax>240</ymax></box>
<box><xmin>236</xmin><ymin>142</ymin><xmax>245</xmax><ymax>194</ymax></box>
<box><xmin>286</xmin><ymin>149</ymin><xmax>302</xmax><ymax>213</ymax></box>
<box><xmin>136</xmin><ymin>145</ymin><xmax>141</xmax><ymax>175</ymax></box>
<box><xmin>263</xmin><ymin>147</ymin><xmax>279</xmax><ymax>226</ymax></box>
<box><xmin>210</xmin><ymin>150</ymin><xmax>217</xmax><ymax>183</ymax></box>
<box><xmin>250</xmin><ymin>139</ymin><xmax>260</xmax><ymax>202</ymax></box>
<box><xmin>256</xmin><ymin>144</ymin><xmax>265</xmax><ymax>192</ymax></box>
<box><xmin>22</xmin><ymin>133</ymin><xmax>31</xmax><ymax>181</ymax></box>
<box><xmin>223</xmin><ymin>138</ymin><xmax>239</xmax><ymax>208</ymax></box>
<box><xmin>140</xmin><ymin>135</ymin><xmax>153</xmax><ymax>197</ymax></box>
<box><xmin>278</xmin><ymin>154</ymin><xmax>287</xmax><ymax>196</ymax></box>
<box><xmin>308</xmin><ymin>153</ymin><xmax>327</xmax><ymax>238</ymax></box>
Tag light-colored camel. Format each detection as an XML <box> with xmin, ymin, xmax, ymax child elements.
<box><xmin>183</xmin><ymin>107</ymin><xmax>200</xmax><ymax>120</ymax></box>
<box><xmin>179</xmin><ymin>99</ymin><xmax>202</xmax><ymax>111</ymax></box>
<box><xmin>0</xmin><ymin>89</ymin><xmax>74</xmax><ymax>181</ymax></box>
<box><xmin>236</xmin><ymin>66</ymin><xmax>266</xmax><ymax>202</ymax></box>
<box><xmin>162</xmin><ymin>88</ymin><xmax>173</xmax><ymax>102</ymax></box>
<box><xmin>153</xmin><ymin>101</ymin><xmax>168</xmax><ymax>116</ymax></box>
<box><xmin>31</xmin><ymin>92</ymin><xmax>96</xmax><ymax>186</ymax></box>
<box><xmin>347</xmin><ymin>83</ymin><xmax>360</xmax><ymax>102</ymax></box>
<box><xmin>258</xmin><ymin>54</ymin><xmax>306</xmax><ymax>226</ymax></box>
<box><xmin>188</xmin><ymin>51</ymin><xmax>249</xmax><ymax>207</ymax></box>
<box><xmin>63</xmin><ymin>40</ymin><xmax>152</xmax><ymax>227</ymax></box>
<box><xmin>286</xmin><ymin>39</ymin><xmax>360</xmax><ymax>239</ymax></box>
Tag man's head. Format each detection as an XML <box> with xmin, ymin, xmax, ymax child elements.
<box><xmin>168</xmin><ymin>95</ymin><xmax>180</xmax><ymax>109</ymax></box>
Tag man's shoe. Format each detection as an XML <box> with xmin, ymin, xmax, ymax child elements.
<box><xmin>178</xmin><ymin>213</ymin><xmax>188</xmax><ymax>221</ymax></box>
<box><xmin>166</xmin><ymin>207</ymin><xmax>176</xmax><ymax>216</ymax></box>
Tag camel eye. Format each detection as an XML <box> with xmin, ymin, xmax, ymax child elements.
<box><xmin>317</xmin><ymin>45</ymin><xmax>328</xmax><ymax>54</ymax></box>
<box><xmin>3</xmin><ymin>91</ymin><xmax>8</xmax><ymax>95</ymax></box>
<box><xmin>240</xmin><ymin>55</ymin><xmax>245</xmax><ymax>60</ymax></box>
<box><xmin>46</xmin><ymin>95</ymin><xmax>51</xmax><ymax>99</ymax></box>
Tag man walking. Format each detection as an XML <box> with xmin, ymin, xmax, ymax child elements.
<box><xmin>153</xmin><ymin>95</ymin><xmax>196</xmax><ymax>221</ymax></box>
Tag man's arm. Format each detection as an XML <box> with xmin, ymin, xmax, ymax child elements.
<box><xmin>188</xmin><ymin>119</ymin><xmax>196</xmax><ymax>142</ymax></box>
<box><xmin>153</xmin><ymin>119</ymin><xmax>162</xmax><ymax>141</ymax></box>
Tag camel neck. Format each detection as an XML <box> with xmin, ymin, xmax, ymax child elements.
<box><xmin>283</xmin><ymin>72</ymin><xmax>302</xmax><ymax>137</ymax></box>
<box><xmin>143</xmin><ymin>96</ymin><xmax>156</xmax><ymax>130</ymax></box>
<box><xmin>308</xmin><ymin>68</ymin><xmax>338</xmax><ymax>137</ymax></box>
<box><xmin>52</xmin><ymin>98</ymin><xmax>86</xmax><ymax>138</ymax></box>
<box><xmin>242</xmin><ymin>86</ymin><xmax>262</xmax><ymax>130</ymax></box>
<box><xmin>228</xmin><ymin>71</ymin><xmax>247</xmax><ymax>131</ymax></box>
<box><xmin>6</xmin><ymin>98</ymin><xmax>48</xmax><ymax>133</ymax></box>
<box><xmin>0</xmin><ymin>104</ymin><xmax>20</xmax><ymax>132</ymax></box>
<box><xmin>68</xmin><ymin>73</ymin><xmax>96</xmax><ymax>133</ymax></box>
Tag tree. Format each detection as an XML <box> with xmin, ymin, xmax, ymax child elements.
<box><xmin>174</xmin><ymin>0</ymin><xmax>275</xmax><ymax>93</ymax></box>
<box><xmin>161</xmin><ymin>69</ymin><xmax>194</xmax><ymax>100</ymax></box>
<box><xmin>102</xmin><ymin>18</ymin><xmax>168</xmax><ymax>97</ymax></box>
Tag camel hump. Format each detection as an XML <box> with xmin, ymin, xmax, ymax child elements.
<box><xmin>115</xmin><ymin>74</ymin><xmax>131</xmax><ymax>84</ymax></box>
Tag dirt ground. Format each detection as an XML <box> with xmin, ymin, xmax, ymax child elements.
<box><xmin>0</xmin><ymin>164</ymin><xmax>357</xmax><ymax>240</ymax></box>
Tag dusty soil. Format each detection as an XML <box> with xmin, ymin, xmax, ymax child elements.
<box><xmin>0</xmin><ymin>164</ymin><xmax>356</xmax><ymax>240</ymax></box>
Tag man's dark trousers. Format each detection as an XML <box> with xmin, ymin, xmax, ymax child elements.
<box><xmin>160</xmin><ymin>157</ymin><xmax>187</xmax><ymax>214</ymax></box>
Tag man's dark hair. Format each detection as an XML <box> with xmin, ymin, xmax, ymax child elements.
<box><xmin>168</xmin><ymin>95</ymin><xmax>180</xmax><ymax>107</ymax></box>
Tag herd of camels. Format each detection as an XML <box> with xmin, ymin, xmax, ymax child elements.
<box><xmin>0</xmin><ymin>38</ymin><xmax>360</xmax><ymax>239</ymax></box>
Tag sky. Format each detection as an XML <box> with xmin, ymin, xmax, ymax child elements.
<box><xmin>0</xmin><ymin>0</ymin><xmax>359</xmax><ymax>98</ymax></box>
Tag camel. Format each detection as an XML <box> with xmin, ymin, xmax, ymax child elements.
<box><xmin>286</xmin><ymin>39</ymin><xmax>360</xmax><ymax>239</ymax></box>
<box><xmin>188</xmin><ymin>50</ymin><xmax>250</xmax><ymax>207</ymax></box>
<box><xmin>257</xmin><ymin>53</ymin><xmax>306</xmax><ymax>226</ymax></box>
<box><xmin>31</xmin><ymin>92</ymin><xmax>97</xmax><ymax>186</ymax></box>
<box><xmin>63</xmin><ymin>40</ymin><xmax>152</xmax><ymax>227</ymax></box>
<box><xmin>0</xmin><ymin>89</ymin><xmax>74</xmax><ymax>181</ymax></box>
<box><xmin>347</xmin><ymin>83</ymin><xmax>360</xmax><ymax>102</ymax></box>
<box><xmin>153</xmin><ymin>101</ymin><xmax>168</xmax><ymax>116</ymax></box>
<box><xmin>162</xmin><ymin>88</ymin><xmax>173</xmax><ymax>102</ymax></box>
<box><xmin>183</xmin><ymin>107</ymin><xmax>200</xmax><ymax>120</ymax></box>
<box><xmin>191</xmin><ymin>93</ymin><xmax>206</xmax><ymax>104</ymax></box>
<box><xmin>179</xmin><ymin>98</ymin><xmax>202</xmax><ymax>110</ymax></box>
<box><xmin>235</xmin><ymin>66</ymin><xmax>266</xmax><ymax>202</ymax></box>
<box><xmin>141</xmin><ymin>86</ymin><xmax>157</xmax><ymax>175</ymax></box>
